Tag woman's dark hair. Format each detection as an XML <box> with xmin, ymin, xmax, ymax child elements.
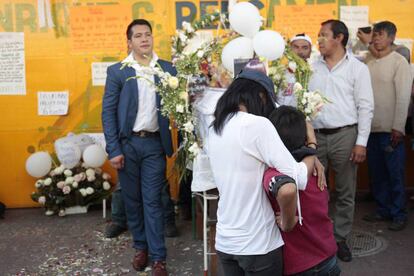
<box><xmin>212</xmin><ymin>78</ymin><xmax>275</xmax><ymax>135</ymax></box>
<box><xmin>126</xmin><ymin>19</ymin><xmax>152</xmax><ymax>40</ymax></box>
<box><xmin>268</xmin><ymin>106</ymin><xmax>307</xmax><ymax>151</ymax></box>
<box><xmin>321</xmin><ymin>19</ymin><xmax>349</xmax><ymax>48</ymax></box>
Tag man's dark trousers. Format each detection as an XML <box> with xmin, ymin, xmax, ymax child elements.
<box><xmin>119</xmin><ymin>135</ymin><xmax>167</xmax><ymax>261</ymax></box>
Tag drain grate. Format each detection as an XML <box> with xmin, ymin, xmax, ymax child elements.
<box><xmin>348</xmin><ymin>230</ymin><xmax>388</xmax><ymax>257</ymax></box>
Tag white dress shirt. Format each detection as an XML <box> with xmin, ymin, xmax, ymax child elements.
<box><xmin>309</xmin><ymin>53</ymin><xmax>374</xmax><ymax>146</ymax></box>
<box><xmin>122</xmin><ymin>53</ymin><xmax>159</xmax><ymax>132</ymax></box>
<box><xmin>205</xmin><ymin>112</ymin><xmax>308</xmax><ymax>255</ymax></box>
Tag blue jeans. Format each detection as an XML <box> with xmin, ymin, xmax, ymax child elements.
<box><xmin>118</xmin><ymin>136</ymin><xmax>167</xmax><ymax>261</ymax></box>
<box><xmin>292</xmin><ymin>256</ymin><xmax>340</xmax><ymax>276</ymax></box>
<box><xmin>367</xmin><ymin>133</ymin><xmax>407</xmax><ymax>221</ymax></box>
<box><xmin>111</xmin><ymin>182</ymin><xmax>176</xmax><ymax>228</ymax></box>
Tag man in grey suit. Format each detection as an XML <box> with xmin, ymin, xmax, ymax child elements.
<box><xmin>102</xmin><ymin>19</ymin><xmax>175</xmax><ymax>276</ymax></box>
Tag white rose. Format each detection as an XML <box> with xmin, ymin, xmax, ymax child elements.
<box><xmin>176</xmin><ymin>104</ymin><xmax>185</xmax><ymax>113</ymax></box>
<box><xmin>188</xmin><ymin>142</ymin><xmax>201</xmax><ymax>156</ymax></box>
<box><xmin>168</xmin><ymin>76</ymin><xmax>179</xmax><ymax>89</ymax></box>
<box><xmin>293</xmin><ymin>82</ymin><xmax>303</xmax><ymax>93</ymax></box>
<box><xmin>72</xmin><ymin>181</ymin><xmax>78</xmax><ymax>188</ymax></box>
<box><xmin>64</xmin><ymin>169</ymin><xmax>73</xmax><ymax>176</ymax></box>
<box><xmin>103</xmin><ymin>181</ymin><xmax>111</xmax><ymax>191</ymax></box>
<box><xmin>62</xmin><ymin>185</ymin><xmax>71</xmax><ymax>194</ymax></box>
<box><xmin>183</xmin><ymin>121</ymin><xmax>194</xmax><ymax>133</ymax></box>
<box><xmin>54</xmin><ymin>167</ymin><xmax>64</xmax><ymax>175</ymax></box>
<box><xmin>197</xmin><ymin>50</ymin><xmax>204</xmax><ymax>58</ymax></box>
<box><xmin>44</xmin><ymin>178</ymin><xmax>52</xmax><ymax>186</ymax></box>
<box><xmin>86</xmin><ymin>168</ymin><xmax>95</xmax><ymax>177</ymax></box>
<box><xmin>38</xmin><ymin>196</ymin><xmax>46</xmax><ymax>205</ymax></box>
<box><xmin>65</xmin><ymin>177</ymin><xmax>74</xmax><ymax>185</ymax></box>
<box><xmin>87</xmin><ymin>175</ymin><xmax>96</xmax><ymax>182</ymax></box>
<box><xmin>79</xmin><ymin>188</ymin><xmax>88</xmax><ymax>197</ymax></box>
<box><xmin>288</xmin><ymin>61</ymin><xmax>297</xmax><ymax>72</ymax></box>
<box><xmin>86</xmin><ymin>187</ymin><xmax>94</xmax><ymax>195</ymax></box>
<box><xmin>304</xmin><ymin>107</ymin><xmax>312</xmax><ymax>114</ymax></box>
<box><xmin>35</xmin><ymin>180</ymin><xmax>43</xmax><ymax>188</ymax></box>
<box><xmin>102</xmin><ymin>173</ymin><xmax>111</xmax><ymax>180</ymax></box>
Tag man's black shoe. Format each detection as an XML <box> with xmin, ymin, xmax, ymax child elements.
<box><xmin>363</xmin><ymin>213</ymin><xmax>391</xmax><ymax>222</ymax></box>
<box><xmin>105</xmin><ymin>223</ymin><xmax>127</xmax><ymax>238</ymax></box>
<box><xmin>165</xmin><ymin>223</ymin><xmax>179</xmax><ymax>237</ymax></box>
<box><xmin>388</xmin><ymin>219</ymin><xmax>407</xmax><ymax>231</ymax></box>
<box><xmin>336</xmin><ymin>241</ymin><xmax>352</xmax><ymax>262</ymax></box>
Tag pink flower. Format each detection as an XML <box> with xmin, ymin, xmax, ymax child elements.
<box><xmin>73</xmin><ymin>174</ymin><xmax>82</xmax><ymax>183</ymax></box>
<box><xmin>62</xmin><ymin>186</ymin><xmax>71</xmax><ymax>194</ymax></box>
<box><xmin>57</xmin><ymin>181</ymin><xmax>65</xmax><ymax>189</ymax></box>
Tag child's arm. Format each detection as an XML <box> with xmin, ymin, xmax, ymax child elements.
<box><xmin>269</xmin><ymin>175</ymin><xmax>298</xmax><ymax>232</ymax></box>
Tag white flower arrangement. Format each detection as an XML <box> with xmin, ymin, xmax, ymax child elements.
<box><xmin>31</xmin><ymin>160</ymin><xmax>113</xmax><ymax>216</ymax></box>
<box><xmin>268</xmin><ymin>46</ymin><xmax>330</xmax><ymax>120</ymax></box>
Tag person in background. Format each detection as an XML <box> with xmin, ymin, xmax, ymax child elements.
<box><xmin>309</xmin><ymin>19</ymin><xmax>374</xmax><ymax>262</ymax></box>
<box><xmin>276</xmin><ymin>33</ymin><xmax>312</xmax><ymax>107</ymax></box>
<box><xmin>102</xmin><ymin>19</ymin><xmax>176</xmax><ymax>275</ymax></box>
<box><xmin>363</xmin><ymin>21</ymin><xmax>413</xmax><ymax>231</ymax></box>
<box><xmin>104</xmin><ymin>183</ymin><xmax>178</xmax><ymax>238</ymax></box>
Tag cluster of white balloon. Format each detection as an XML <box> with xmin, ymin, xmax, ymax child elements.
<box><xmin>25</xmin><ymin>134</ymin><xmax>107</xmax><ymax>178</ymax></box>
<box><xmin>221</xmin><ymin>2</ymin><xmax>286</xmax><ymax>74</ymax></box>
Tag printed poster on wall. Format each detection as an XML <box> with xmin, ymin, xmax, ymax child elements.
<box><xmin>38</xmin><ymin>91</ymin><xmax>69</xmax><ymax>116</ymax></box>
<box><xmin>91</xmin><ymin>62</ymin><xmax>117</xmax><ymax>86</ymax></box>
<box><xmin>0</xmin><ymin>32</ymin><xmax>26</xmax><ymax>95</ymax></box>
<box><xmin>273</xmin><ymin>4</ymin><xmax>337</xmax><ymax>44</ymax></box>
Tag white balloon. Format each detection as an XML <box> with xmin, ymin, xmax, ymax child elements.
<box><xmin>253</xmin><ymin>30</ymin><xmax>286</xmax><ymax>61</ymax></box>
<box><xmin>221</xmin><ymin>37</ymin><xmax>254</xmax><ymax>73</ymax></box>
<box><xmin>26</xmin><ymin>152</ymin><xmax>52</xmax><ymax>178</ymax></box>
<box><xmin>55</xmin><ymin>140</ymin><xmax>82</xmax><ymax>169</ymax></box>
<box><xmin>229</xmin><ymin>2</ymin><xmax>262</xmax><ymax>38</ymax></box>
<box><xmin>83</xmin><ymin>144</ymin><xmax>107</xmax><ymax>168</ymax></box>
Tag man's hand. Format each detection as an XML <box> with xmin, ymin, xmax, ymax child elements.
<box><xmin>357</xmin><ymin>30</ymin><xmax>372</xmax><ymax>45</ymax></box>
<box><xmin>313</xmin><ymin>158</ymin><xmax>327</xmax><ymax>191</ymax></box>
<box><xmin>391</xmin><ymin>129</ymin><xmax>404</xmax><ymax>148</ymax></box>
<box><xmin>350</xmin><ymin>145</ymin><xmax>366</xmax><ymax>164</ymax></box>
<box><xmin>110</xmin><ymin>154</ymin><xmax>125</xmax><ymax>169</ymax></box>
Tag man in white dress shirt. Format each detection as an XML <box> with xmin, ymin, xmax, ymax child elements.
<box><xmin>309</xmin><ymin>19</ymin><xmax>374</xmax><ymax>263</ymax></box>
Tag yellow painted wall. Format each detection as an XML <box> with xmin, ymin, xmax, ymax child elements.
<box><xmin>0</xmin><ymin>0</ymin><xmax>413</xmax><ymax>208</ymax></box>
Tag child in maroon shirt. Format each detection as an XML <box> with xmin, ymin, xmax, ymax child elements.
<box><xmin>263</xmin><ymin>106</ymin><xmax>340</xmax><ymax>275</ymax></box>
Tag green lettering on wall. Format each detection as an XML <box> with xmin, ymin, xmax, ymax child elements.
<box><xmin>0</xmin><ymin>4</ymin><xmax>13</xmax><ymax>32</ymax></box>
<box><xmin>266</xmin><ymin>0</ymin><xmax>280</xmax><ymax>27</ymax></box>
<box><xmin>132</xmin><ymin>1</ymin><xmax>154</xmax><ymax>19</ymax></box>
<box><xmin>15</xmin><ymin>4</ymin><xmax>36</xmax><ymax>32</ymax></box>
<box><xmin>53</xmin><ymin>2</ymin><xmax>69</xmax><ymax>38</ymax></box>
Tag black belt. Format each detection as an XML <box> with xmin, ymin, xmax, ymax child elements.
<box><xmin>315</xmin><ymin>124</ymin><xmax>356</xmax><ymax>135</ymax></box>
<box><xmin>132</xmin><ymin>130</ymin><xmax>160</xmax><ymax>138</ymax></box>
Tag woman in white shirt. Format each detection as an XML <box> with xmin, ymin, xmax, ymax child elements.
<box><xmin>206</xmin><ymin>69</ymin><xmax>315</xmax><ymax>276</ymax></box>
